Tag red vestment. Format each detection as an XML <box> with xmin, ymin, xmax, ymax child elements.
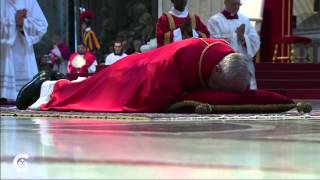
<box><xmin>40</xmin><ymin>38</ymin><xmax>234</xmax><ymax>112</ymax></box>
<box><xmin>156</xmin><ymin>13</ymin><xmax>210</xmax><ymax>47</ymax></box>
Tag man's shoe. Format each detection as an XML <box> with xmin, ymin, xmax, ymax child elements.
<box><xmin>50</xmin><ymin>71</ymin><xmax>66</xmax><ymax>80</ymax></box>
<box><xmin>16</xmin><ymin>71</ymin><xmax>52</xmax><ymax>110</ymax></box>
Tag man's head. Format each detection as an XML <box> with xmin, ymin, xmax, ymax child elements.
<box><xmin>224</xmin><ymin>0</ymin><xmax>242</xmax><ymax>14</ymax></box>
<box><xmin>113</xmin><ymin>41</ymin><xmax>124</xmax><ymax>55</ymax></box>
<box><xmin>77</xmin><ymin>44</ymin><xmax>86</xmax><ymax>54</ymax></box>
<box><xmin>208</xmin><ymin>53</ymin><xmax>250</xmax><ymax>92</ymax></box>
<box><xmin>171</xmin><ymin>0</ymin><xmax>188</xmax><ymax>11</ymax></box>
<box><xmin>80</xmin><ymin>11</ymin><xmax>94</xmax><ymax>30</ymax></box>
<box><xmin>81</xmin><ymin>20</ymin><xmax>91</xmax><ymax>30</ymax></box>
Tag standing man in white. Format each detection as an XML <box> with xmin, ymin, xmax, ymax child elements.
<box><xmin>0</xmin><ymin>0</ymin><xmax>48</xmax><ymax>101</ymax></box>
<box><xmin>207</xmin><ymin>0</ymin><xmax>260</xmax><ymax>90</ymax></box>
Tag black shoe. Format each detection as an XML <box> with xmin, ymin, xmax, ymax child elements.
<box><xmin>16</xmin><ymin>71</ymin><xmax>52</xmax><ymax>110</ymax></box>
<box><xmin>50</xmin><ymin>71</ymin><xmax>66</xmax><ymax>80</ymax></box>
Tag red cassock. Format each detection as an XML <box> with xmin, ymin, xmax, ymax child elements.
<box><xmin>156</xmin><ymin>13</ymin><xmax>210</xmax><ymax>47</ymax></box>
<box><xmin>40</xmin><ymin>38</ymin><xmax>234</xmax><ymax>112</ymax></box>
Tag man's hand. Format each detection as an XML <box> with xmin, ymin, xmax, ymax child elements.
<box><xmin>16</xmin><ymin>9</ymin><xmax>27</xmax><ymax>28</ymax></box>
<box><xmin>180</xmin><ymin>17</ymin><xmax>193</xmax><ymax>39</ymax></box>
<box><xmin>236</xmin><ymin>24</ymin><xmax>245</xmax><ymax>44</ymax></box>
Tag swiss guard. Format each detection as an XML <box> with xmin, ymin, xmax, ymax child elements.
<box><xmin>80</xmin><ymin>10</ymin><xmax>101</xmax><ymax>53</ymax></box>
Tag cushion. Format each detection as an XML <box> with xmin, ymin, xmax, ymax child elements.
<box><xmin>165</xmin><ymin>90</ymin><xmax>296</xmax><ymax>114</ymax></box>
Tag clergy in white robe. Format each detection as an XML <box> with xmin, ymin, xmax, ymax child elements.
<box><xmin>104</xmin><ymin>41</ymin><xmax>128</xmax><ymax>65</ymax></box>
<box><xmin>0</xmin><ymin>0</ymin><xmax>48</xmax><ymax>101</ymax></box>
<box><xmin>207</xmin><ymin>0</ymin><xmax>260</xmax><ymax>90</ymax></box>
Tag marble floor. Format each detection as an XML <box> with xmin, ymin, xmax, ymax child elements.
<box><xmin>1</xmin><ymin>100</ymin><xmax>320</xmax><ymax>179</ymax></box>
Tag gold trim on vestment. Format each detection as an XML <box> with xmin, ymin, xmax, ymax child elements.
<box><xmin>199</xmin><ymin>38</ymin><xmax>210</xmax><ymax>46</ymax></box>
<box><xmin>199</xmin><ymin>32</ymin><xmax>207</xmax><ymax>38</ymax></box>
<box><xmin>189</xmin><ymin>13</ymin><xmax>196</xmax><ymax>29</ymax></box>
<box><xmin>198</xmin><ymin>41</ymin><xmax>231</xmax><ymax>87</ymax></box>
<box><xmin>164</xmin><ymin>32</ymin><xmax>171</xmax><ymax>45</ymax></box>
<box><xmin>165</xmin><ymin>12</ymin><xmax>176</xmax><ymax>31</ymax></box>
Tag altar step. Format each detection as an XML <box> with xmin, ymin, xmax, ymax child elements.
<box><xmin>255</xmin><ymin>63</ymin><xmax>320</xmax><ymax>99</ymax></box>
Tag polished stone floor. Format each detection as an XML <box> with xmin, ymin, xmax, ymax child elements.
<box><xmin>1</xmin><ymin>101</ymin><xmax>320</xmax><ymax>179</ymax></box>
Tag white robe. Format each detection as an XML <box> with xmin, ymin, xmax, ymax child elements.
<box><xmin>105</xmin><ymin>53</ymin><xmax>128</xmax><ymax>65</ymax></box>
<box><xmin>169</xmin><ymin>7</ymin><xmax>200</xmax><ymax>42</ymax></box>
<box><xmin>207</xmin><ymin>12</ymin><xmax>260</xmax><ymax>90</ymax></box>
<box><xmin>0</xmin><ymin>0</ymin><xmax>48</xmax><ymax>100</ymax></box>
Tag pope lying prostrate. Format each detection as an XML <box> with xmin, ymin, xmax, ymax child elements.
<box><xmin>16</xmin><ymin>38</ymin><xmax>251</xmax><ymax>112</ymax></box>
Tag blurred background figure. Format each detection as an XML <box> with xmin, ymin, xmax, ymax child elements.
<box><xmin>104</xmin><ymin>40</ymin><xmax>128</xmax><ymax>65</ymax></box>
<box><xmin>131</xmin><ymin>39</ymin><xmax>142</xmax><ymax>54</ymax></box>
<box><xmin>48</xmin><ymin>36</ymin><xmax>71</xmax><ymax>74</ymax></box>
<box><xmin>0</xmin><ymin>0</ymin><xmax>48</xmax><ymax>102</ymax></box>
<box><xmin>80</xmin><ymin>10</ymin><xmax>101</xmax><ymax>54</ymax></box>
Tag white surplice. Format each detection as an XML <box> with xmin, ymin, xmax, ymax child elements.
<box><xmin>207</xmin><ymin>12</ymin><xmax>260</xmax><ymax>90</ymax></box>
<box><xmin>105</xmin><ymin>53</ymin><xmax>128</xmax><ymax>65</ymax></box>
<box><xmin>169</xmin><ymin>7</ymin><xmax>200</xmax><ymax>42</ymax></box>
<box><xmin>0</xmin><ymin>0</ymin><xmax>48</xmax><ymax>100</ymax></box>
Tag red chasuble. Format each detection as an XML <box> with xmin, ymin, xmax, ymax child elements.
<box><xmin>156</xmin><ymin>13</ymin><xmax>210</xmax><ymax>47</ymax></box>
<box><xmin>40</xmin><ymin>38</ymin><xmax>234</xmax><ymax>112</ymax></box>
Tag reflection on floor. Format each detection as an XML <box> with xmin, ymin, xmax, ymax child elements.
<box><xmin>1</xmin><ymin>100</ymin><xmax>320</xmax><ymax>179</ymax></box>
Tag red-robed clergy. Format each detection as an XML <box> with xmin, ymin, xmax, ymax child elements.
<box><xmin>38</xmin><ymin>38</ymin><xmax>234</xmax><ymax>112</ymax></box>
<box><xmin>156</xmin><ymin>0</ymin><xmax>209</xmax><ymax>47</ymax></box>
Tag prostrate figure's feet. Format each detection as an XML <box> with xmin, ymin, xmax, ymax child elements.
<box><xmin>16</xmin><ymin>71</ymin><xmax>56</xmax><ymax>110</ymax></box>
<box><xmin>50</xmin><ymin>71</ymin><xmax>66</xmax><ymax>80</ymax></box>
